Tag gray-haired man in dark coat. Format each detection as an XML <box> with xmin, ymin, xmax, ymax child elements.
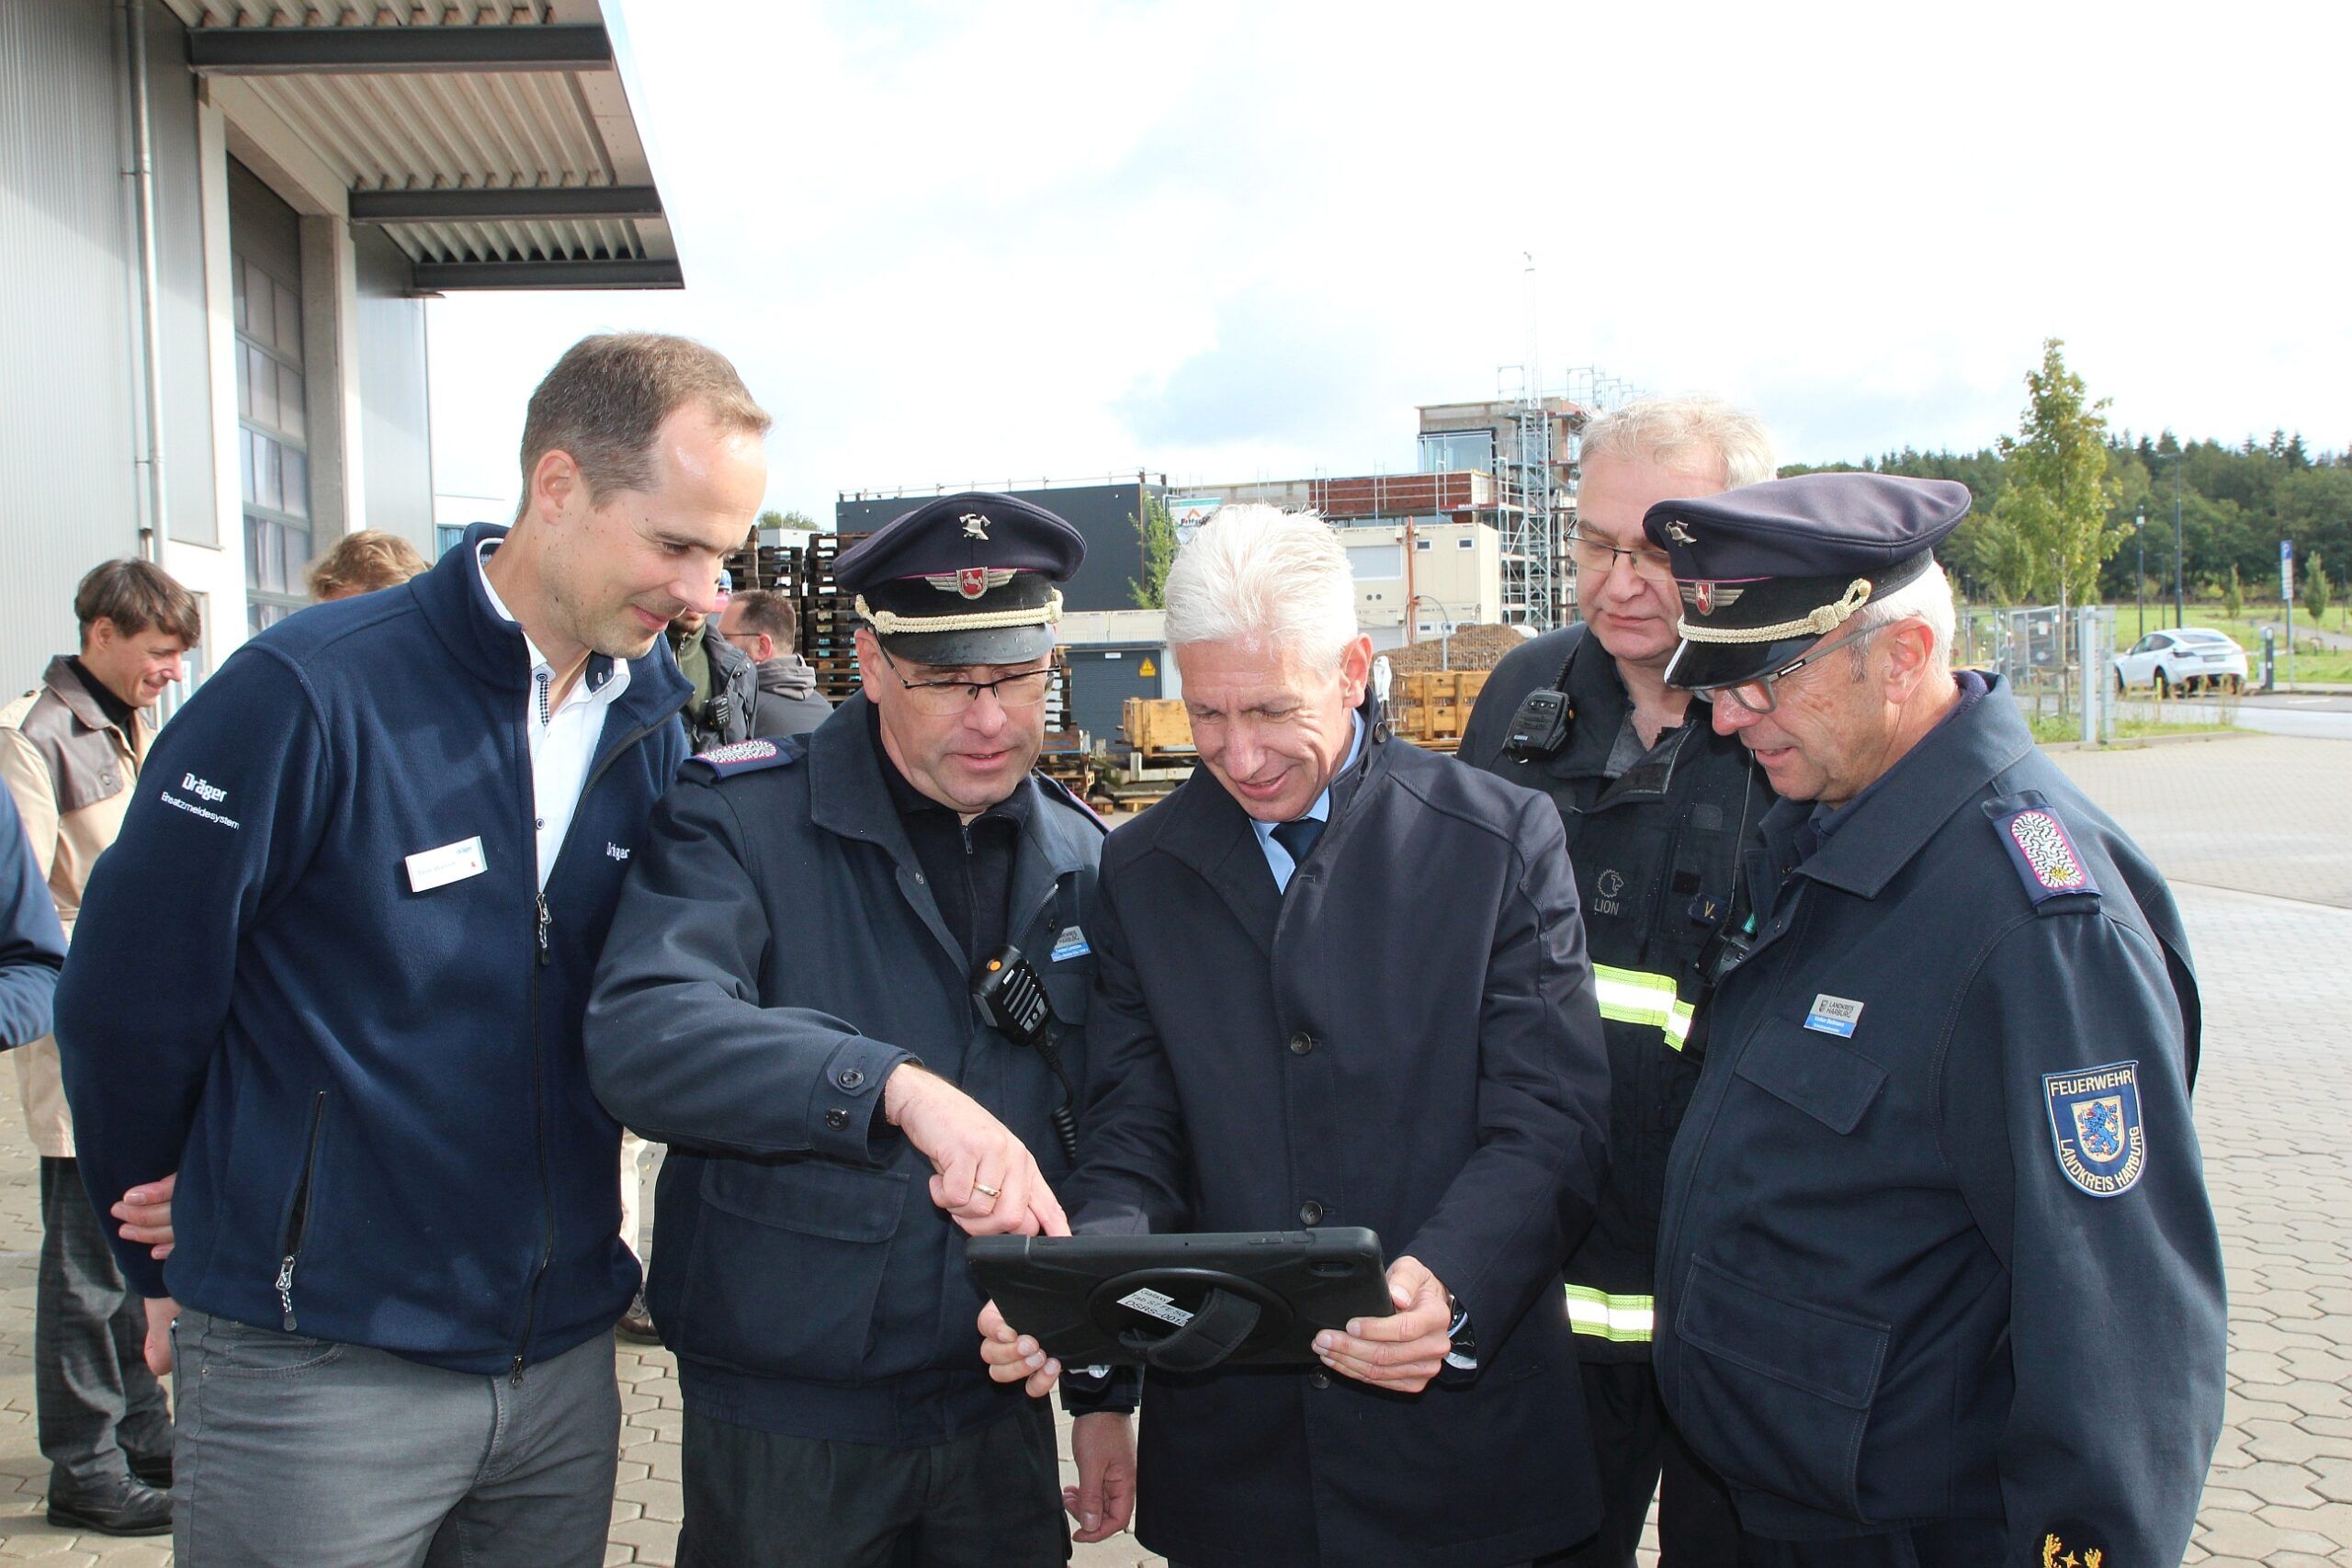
<box><xmin>980</xmin><ymin>503</ymin><xmax>1612</xmax><ymax>1567</ymax></box>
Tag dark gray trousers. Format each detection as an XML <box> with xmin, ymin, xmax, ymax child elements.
<box><xmin>37</xmin><ymin>1156</ymin><xmax>171</xmax><ymax>1489</ymax></box>
<box><xmin>677</xmin><ymin>1403</ymin><xmax>1068</xmax><ymax>1568</ymax></box>
<box><xmin>171</xmin><ymin>1309</ymin><xmax>619</xmax><ymax>1568</ymax></box>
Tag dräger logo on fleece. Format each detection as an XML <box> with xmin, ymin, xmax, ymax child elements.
<box><xmin>160</xmin><ymin>773</ymin><xmax>242</xmax><ymax>829</ymax></box>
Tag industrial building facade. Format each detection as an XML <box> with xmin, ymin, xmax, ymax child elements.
<box><xmin>829</xmin><ymin>385</ymin><xmax>1642</xmax><ymax>725</ymax></box>
<box><xmin>0</xmin><ymin>0</ymin><xmax>681</xmax><ymax>690</ymax></box>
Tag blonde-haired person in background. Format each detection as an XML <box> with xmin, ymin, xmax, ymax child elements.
<box><xmin>307</xmin><ymin>530</ymin><xmax>429</xmax><ymax>603</ymax></box>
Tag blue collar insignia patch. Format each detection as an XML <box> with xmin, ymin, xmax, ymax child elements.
<box><xmin>2043</xmin><ymin>1061</ymin><xmax>2144</xmax><ymax>1198</ymax></box>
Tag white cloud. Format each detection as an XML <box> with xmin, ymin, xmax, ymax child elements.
<box><xmin>429</xmin><ymin>0</ymin><xmax>2352</xmax><ymax>525</ymax></box>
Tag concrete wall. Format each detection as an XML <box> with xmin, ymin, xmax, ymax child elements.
<box><xmin>354</xmin><ymin>228</ymin><xmax>433</xmax><ymax>550</ymax></box>
<box><xmin>0</xmin><ymin>0</ymin><xmax>216</xmax><ymax>687</ymax></box>
<box><xmin>0</xmin><ymin>3</ymin><xmax>562</xmax><ymax>688</ymax></box>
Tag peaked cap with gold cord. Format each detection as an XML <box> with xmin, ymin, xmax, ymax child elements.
<box><xmin>832</xmin><ymin>490</ymin><xmax>1086</xmax><ymax>667</ymax></box>
<box><xmin>1641</xmin><ymin>472</ymin><xmax>1973</xmax><ymax>692</ymax></box>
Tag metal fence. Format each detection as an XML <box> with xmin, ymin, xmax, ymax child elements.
<box><xmin>1962</xmin><ymin>605</ymin><xmax>2117</xmax><ymax>744</ymax></box>
<box><xmin>1961</xmin><ymin>604</ymin><xmax>2241</xmax><ymax>744</ymax></box>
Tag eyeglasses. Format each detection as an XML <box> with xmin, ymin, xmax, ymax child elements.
<box><xmin>1566</xmin><ymin>527</ymin><xmax>1675</xmax><ymax>583</ymax></box>
<box><xmin>876</xmin><ymin>646</ymin><xmax>1056</xmax><ymax>717</ymax></box>
<box><xmin>1690</xmin><ymin>624</ymin><xmax>1882</xmax><ymax>715</ymax></box>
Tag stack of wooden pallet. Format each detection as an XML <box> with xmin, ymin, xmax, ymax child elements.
<box><xmin>1120</xmin><ymin>697</ymin><xmax>1194</xmax><ymax>757</ymax></box>
<box><xmin>1081</xmin><ymin>698</ymin><xmax>1197</xmax><ymax>813</ymax></box>
<box><xmin>797</xmin><ymin>532</ymin><xmax>867</xmax><ymax>702</ymax></box>
<box><xmin>1385</xmin><ymin>671</ymin><xmax>1489</xmax><ymax>751</ymax></box>
<box><xmin>723</xmin><ymin>540</ymin><xmax>805</xmax><ymax>598</ymax></box>
<box><xmin>1035</xmin><ymin>660</ymin><xmax>1092</xmax><ymax>793</ymax></box>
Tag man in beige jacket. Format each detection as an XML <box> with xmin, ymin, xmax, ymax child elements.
<box><xmin>0</xmin><ymin>558</ymin><xmax>199</xmax><ymax>1538</ymax></box>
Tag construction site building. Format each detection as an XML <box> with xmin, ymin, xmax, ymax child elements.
<box><xmin>1416</xmin><ymin>397</ymin><xmax>1588</xmax><ymax>629</ymax></box>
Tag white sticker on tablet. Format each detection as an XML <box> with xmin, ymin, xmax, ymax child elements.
<box><xmin>1116</xmin><ymin>1286</ymin><xmax>1195</xmax><ymax>1327</ymax></box>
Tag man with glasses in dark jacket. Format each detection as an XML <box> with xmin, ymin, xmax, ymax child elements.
<box><xmin>588</xmin><ymin>492</ymin><xmax>1135</xmax><ymax>1568</ymax></box>
<box><xmin>1461</xmin><ymin>398</ymin><xmax>1776</xmax><ymax>1567</ymax></box>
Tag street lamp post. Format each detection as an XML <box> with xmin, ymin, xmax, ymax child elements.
<box><xmin>2171</xmin><ymin>452</ymin><xmax>2185</xmax><ymax>628</ymax></box>
<box><xmin>1405</xmin><ymin>594</ymin><xmax>1455</xmax><ymax>670</ymax></box>
<box><xmin>2134</xmin><ymin>505</ymin><xmax>2146</xmax><ymax>640</ymax></box>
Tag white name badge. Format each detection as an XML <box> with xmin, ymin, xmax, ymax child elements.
<box><xmin>405</xmin><ymin>836</ymin><xmax>488</xmax><ymax>893</ymax></box>
<box><xmin>1805</xmin><ymin>994</ymin><xmax>1864</xmax><ymax>1037</ymax></box>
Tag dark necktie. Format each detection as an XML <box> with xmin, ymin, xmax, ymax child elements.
<box><xmin>1271</xmin><ymin>816</ymin><xmax>1324</xmax><ymax>867</ymax></box>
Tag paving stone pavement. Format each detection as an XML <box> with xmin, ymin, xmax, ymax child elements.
<box><xmin>2051</xmin><ymin>734</ymin><xmax>2352</xmax><ymax>908</ymax></box>
<box><xmin>0</xmin><ymin>735</ymin><xmax>2341</xmax><ymax>1566</ymax></box>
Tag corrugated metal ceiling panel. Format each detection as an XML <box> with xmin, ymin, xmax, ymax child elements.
<box><xmin>165</xmin><ymin>3</ymin><xmax>674</xmax><ymax>283</ymax></box>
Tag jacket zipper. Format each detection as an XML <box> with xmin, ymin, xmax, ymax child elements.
<box><xmin>276</xmin><ymin>1090</ymin><xmax>328</xmax><ymax>1331</ymax></box>
<box><xmin>510</xmin><ymin>704</ymin><xmax>684</xmax><ymax>1386</ymax></box>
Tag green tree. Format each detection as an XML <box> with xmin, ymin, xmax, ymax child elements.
<box><xmin>2222</xmin><ymin>562</ymin><xmax>2244</xmax><ymax>620</ymax></box>
<box><xmin>1128</xmin><ymin>491</ymin><xmax>1178</xmax><ymax>608</ymax></box>
<box><xmin>1971</xmin><ymin>510</ymin><xmax>2041</xmax><ymax>605</ymax></box>
<box><xmin>758</xmin><ymin>508</ymin><xmax>820</xmax><ymax>532</ymax></box>
<box><xmin>2304</xmin><ymin>551</ymin><xmax>2334</xmax><ymax>622</ymax></box>
<box><xmin>1989</xmin><ymin>339</ymin><xmax>2122</xmax><ymax>608</ymax></box>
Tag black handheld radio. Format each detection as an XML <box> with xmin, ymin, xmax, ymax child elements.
<box><xmin>1502</xmin><ymin>687</ymin><xmax>1573</xmax><ymax>757</ymax></box>
<box><xmin>970</xmin><ymin>946</ymin><xmax>1081</xmax><ymax>1166</ymax></box>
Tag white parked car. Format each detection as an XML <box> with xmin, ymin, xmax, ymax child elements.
<box><xmin>2114</xmin><ymin>627</ymin><xmax>2248</xmax><ymax>695</ymax></box>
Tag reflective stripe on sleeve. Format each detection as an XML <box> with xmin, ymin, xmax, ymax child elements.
<box><xmin>1591</xmin><ymin>964</ymin><xmax>1695</xmax><ymax>1050</ymax></box>
<box><xmin>1564</xmin><ymin>1284</ymin><xmax>1655</xmax><ymax>1343</ymax></box>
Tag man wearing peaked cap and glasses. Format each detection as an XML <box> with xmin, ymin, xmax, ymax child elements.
<box><xmin>1641</xmin><ymin>473</ymin><xmax>2225</xmax><ymax>1567</ymax></box>
<box><xmin>585</xmin><ymin>492</ymin><xmax>1135</xmax><ymax>1566</ymax></box>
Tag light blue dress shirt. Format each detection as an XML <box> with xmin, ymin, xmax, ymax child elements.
<box><xmin>1250</xmin><ymin>712</ymin><xmax>1365</xmax><ymax>893</ymax></box>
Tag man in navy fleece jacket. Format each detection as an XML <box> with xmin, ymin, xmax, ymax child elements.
<box><xmin>55</xmin><ymin>333</ymin><xmax>770</xmax><ymax>1568</ymax></box>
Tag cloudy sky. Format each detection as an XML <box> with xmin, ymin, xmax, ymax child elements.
<box><xmin>426</xmin><ymin>0</ymin><xmax>2351</xmax><ymax>524</ymax></box>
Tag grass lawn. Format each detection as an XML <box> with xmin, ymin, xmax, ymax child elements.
<box><xmin>2029</xmin><ymin>716</ymin><xmax>2235</xmax><ymax>745</ymax></box>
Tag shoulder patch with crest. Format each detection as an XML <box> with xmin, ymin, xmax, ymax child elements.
<box><xmin>1987</xmin><ymin>797</ymin><xmax>2100</xmax><ymax>905</ymax></box>
<box><xmin>684</xmin><ymin>737</ymin><xmax>801</xmax><ymax>781</ymax></box>
<box><xmin>2043</xmin><ymin>1061</ymin><xmax>2145</xmax><ymax>1197</ymax></box>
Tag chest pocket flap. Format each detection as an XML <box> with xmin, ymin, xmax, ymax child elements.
<box><xmin>1734</xmin><ymin>1021</ymin><xmax>1886</xmax><ymax>1134</ymax></box>
<box><xmin>701</xmin><ymin>1156</ymin><xmax>904</xmax><ymax>1242</ymax></box>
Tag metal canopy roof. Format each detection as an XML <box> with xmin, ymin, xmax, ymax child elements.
<box><xmin>165</xmin><ymin>3</ymin><xmax>681</xmax><ymax>290</ymax></box>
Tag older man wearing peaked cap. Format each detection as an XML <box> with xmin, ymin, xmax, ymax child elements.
<box><xmin>1641</xmin><ymin>473</ymin><xmax>2225</xmax><ymax>1567</ymax></box>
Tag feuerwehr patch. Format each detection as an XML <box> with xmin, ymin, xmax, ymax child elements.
<box><xmin>2043</xmin><ymin>1061</ymin><xmax>2146</xmax><ymax>1198</ymax></box>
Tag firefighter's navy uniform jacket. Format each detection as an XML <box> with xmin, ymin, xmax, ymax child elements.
<box><xmin>583</xmin><ymin>698</ymin><xmax>1112</xmax><ymax>1444</ymax></box>
<box><xmin>1461</xmin><ymin>622</ymin><xmax>1767</xmax><ymax>1359</ymax></box>
<box><xmin>1652</xmin><ymin>673</ymin><xmax>2225</xmax><ymax>1565</ymax></box>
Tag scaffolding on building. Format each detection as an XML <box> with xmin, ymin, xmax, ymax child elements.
<box><xmin>1488</xmin><ymin>365</ymin><xmax>1646</xmax><ymax>630</ymax></box>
